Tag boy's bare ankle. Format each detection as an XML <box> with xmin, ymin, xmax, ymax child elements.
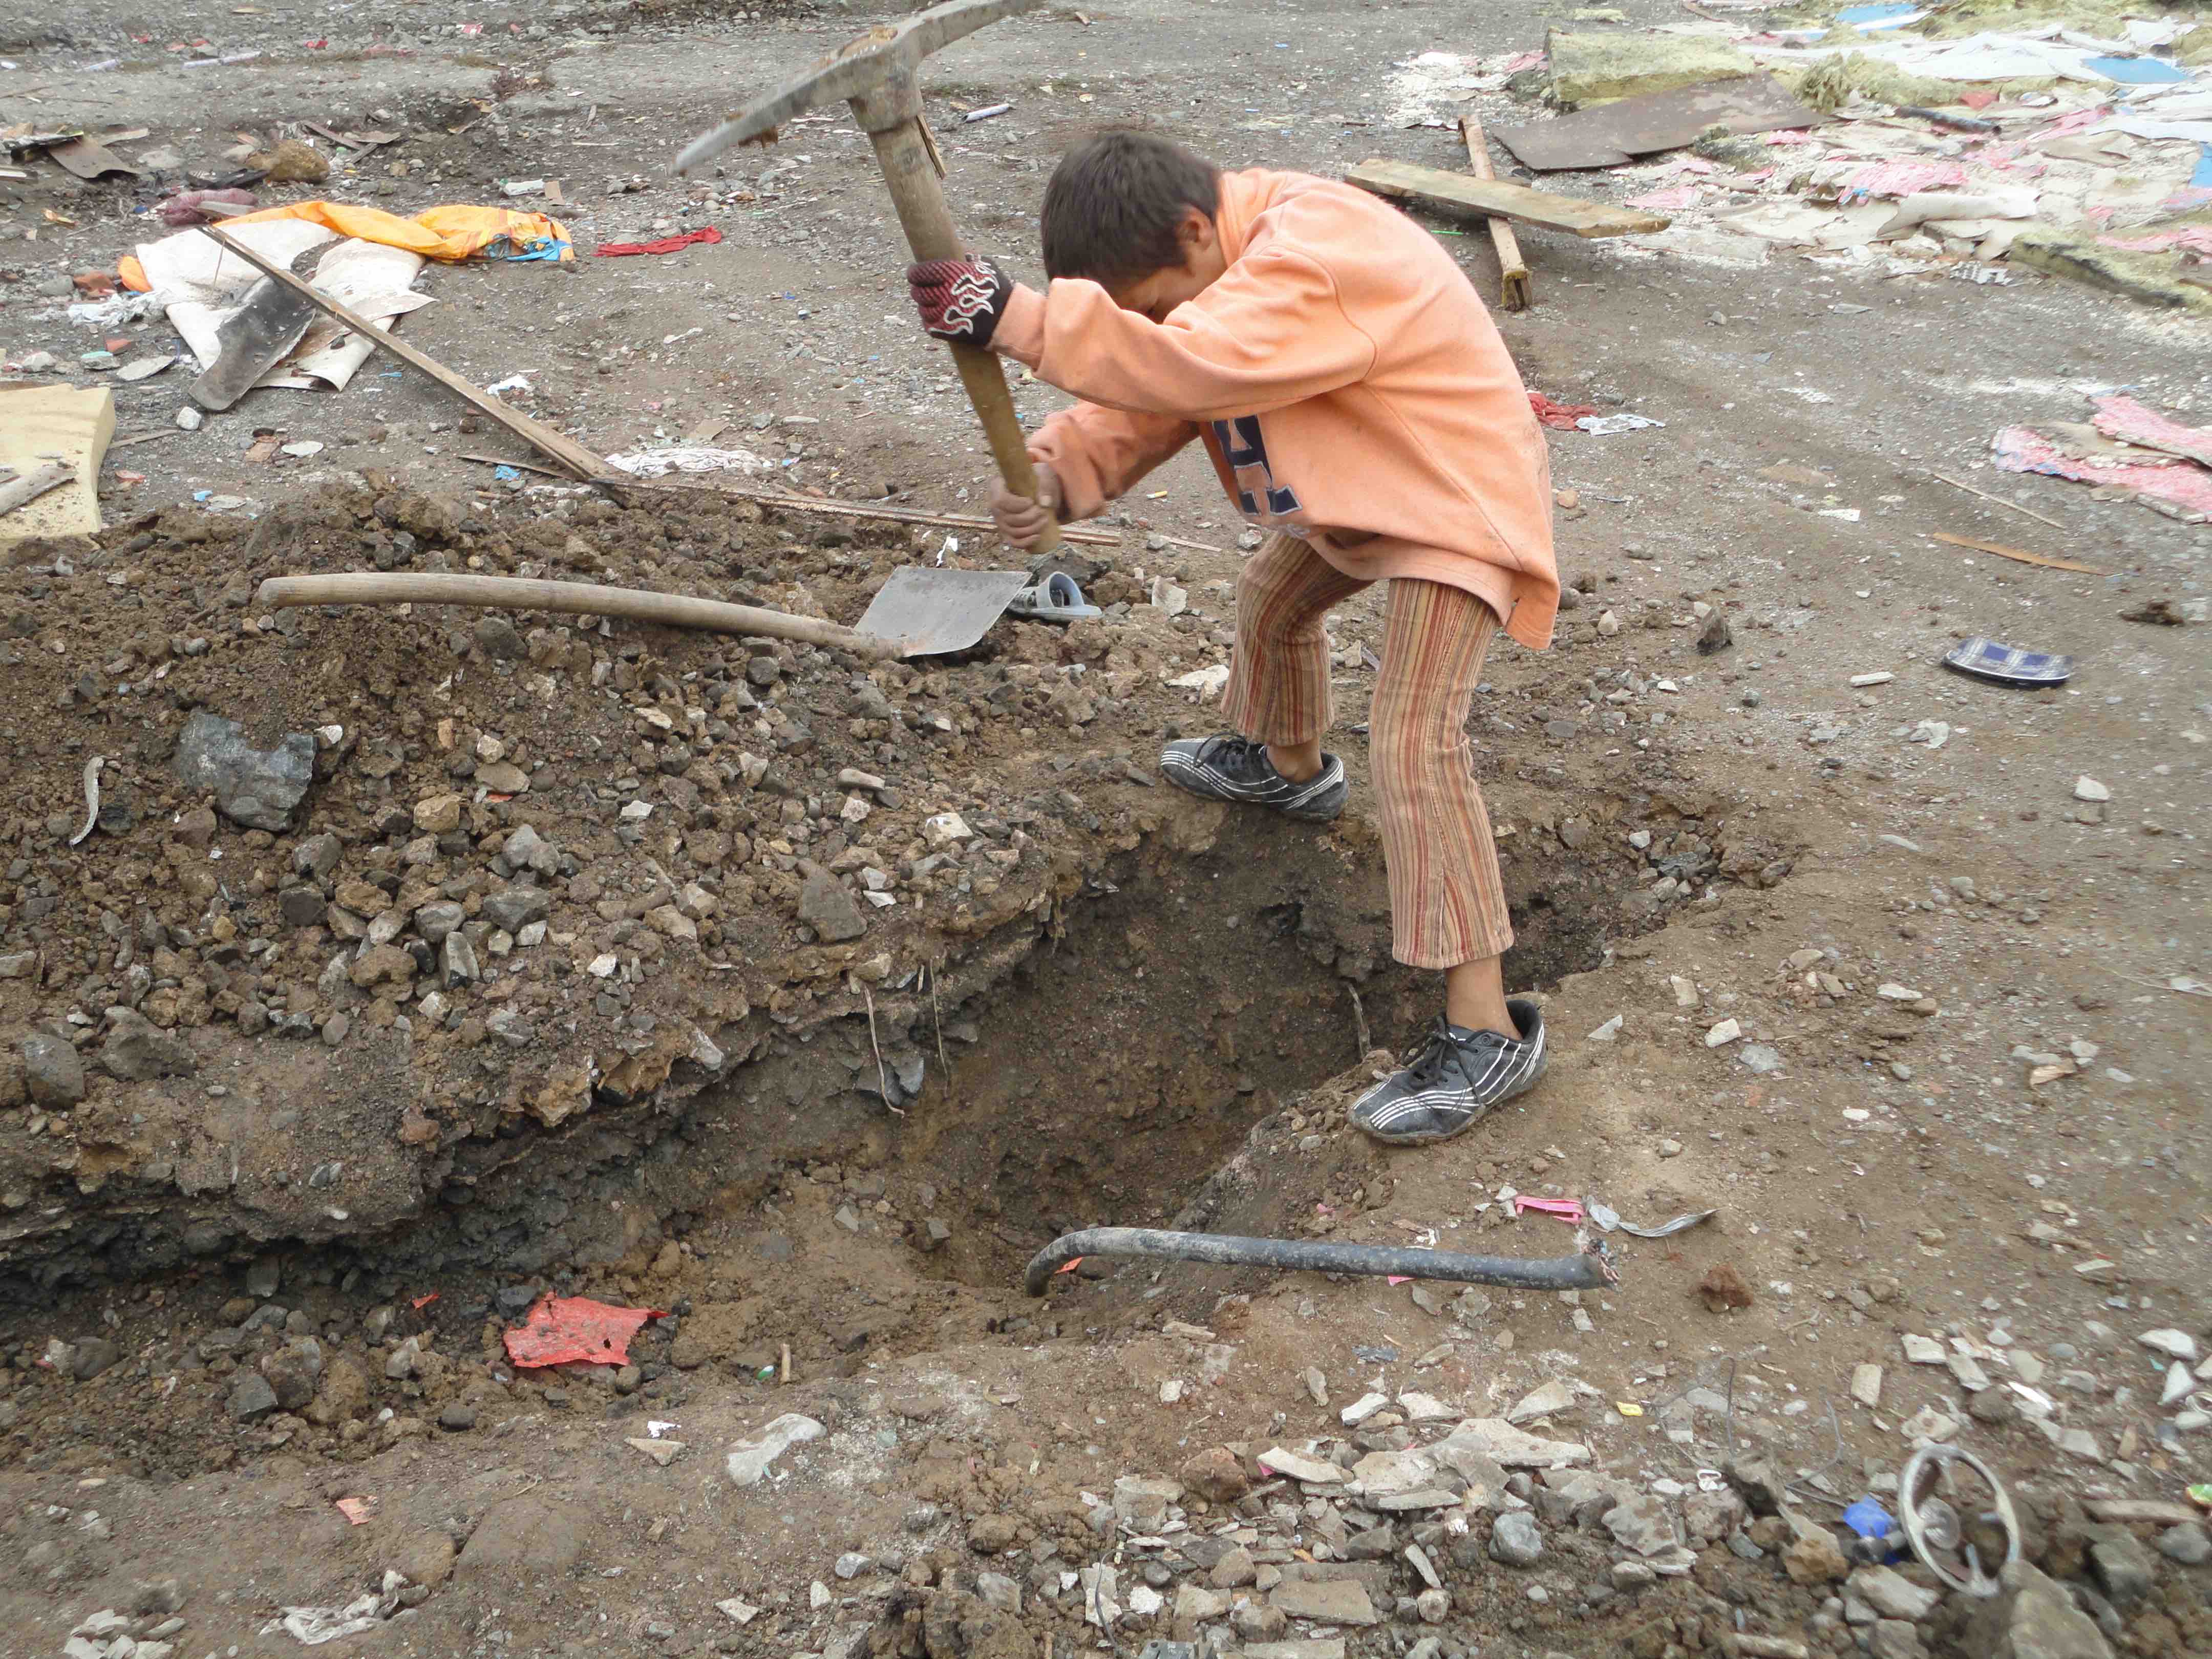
<box><xmin>1266</xmin><ymin>743</ymin><xmax>1323</xmax><ymax>783</ymax></box>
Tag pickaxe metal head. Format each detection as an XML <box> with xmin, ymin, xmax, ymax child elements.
<box><xmin>676</xmin><ymin>0</ymin><xmax>1039</xmax><ymax>172</ymax></box>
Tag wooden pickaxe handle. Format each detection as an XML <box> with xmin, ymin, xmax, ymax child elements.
<box><xmin>865</xmin><ymin>118</ymin><xmax>1061</xmax><ymax>555</ymax></box>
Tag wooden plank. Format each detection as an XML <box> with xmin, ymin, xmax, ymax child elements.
<box><xmin>0</xmin><ymin>385</ymin><xmax>113</xmax><ymax>546</ymax></box>
<box><xmin>199</xmin><ymin>224</ymin><xmax>607</xmax><ymax>480</ymax></box>
<box><xmin>1459</xmin><ymin>118</ymin><xmax>1531</xmax><ymax>311</ymax></box>
<box><xmin>1346</xmin><ymin>159</ymin><xmax>1670</xmax><ymax>239</ymax></box>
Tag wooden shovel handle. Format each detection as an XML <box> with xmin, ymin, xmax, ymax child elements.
<box><xmin>254</xmin><ymin>572</ymin><xmax>903</xmax><ymax>659</ymax></box>
<box><xmin>866</xmin><ymin>118</ymin><xmax>1061</xmax><ymax>554</ymax></box>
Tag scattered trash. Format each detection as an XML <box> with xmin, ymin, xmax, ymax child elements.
<box><xmin>1577</xmin><ymin>412</ymin><xmax>1664</xmax><ymax>435</ymax></box>
<box><xmin>1529</xmin><ymin>390</ymin><xmax>1600</xmax><ymax>429</ymax></box>
<box><xmin>1512</xmin><ymin>1195</ymin><xmax>1585</xmax><ymax>1223</ymax></box>
<box><xmin>963</xmin><ymin>103</ymin><xmax>1012</xmax><ymax>123</ymax></box>
<box><xmin>1006</xmin><ymin>570</ymin><xmax>1101</xmax><ymax>623</ymax></box>
<box><xmin>138</xmin><ymin>222</ymin><xmax>433</xmax><ymax>397</ymax></box>
<box><xmin>1897</xmin><ymin>1442</ymin><xmax>2019</xmax><ymax>1598</ymax></box>
<box><xmin>333</xmin><ymin>1497</ymin><xmax>374</xmax><ymax>1524</ymax></box>
<box><xmin>1611</xmin><ymin>1208</ymin><xmax>1716</xmax><ymax>1240</ymax></box>
<box><xmin>501</xmin><ymin>1295</ymin><xmax>664</xmax><ymax>1368</ymax></box>
<box><xmin>595</xmin><ymin>225</ymin><xmax>724</xmax><ymax>258</ymax></box>
<box><xmin>1842</xmin><ymin>1495</ymin><xmax>1904</xmax><ymax>1564</ymax></box>
<box><xmin>1942</xmin><ymin>636</ymin><xmax>2074</xmax><ymax>688</ymax></box>
<box><xmin>604</xmin><ymin>446</ymin><xmax>771</xmax><ymax>477</ymax></box>
<box><xmin>67</xmin><ymin>757</ymin><xmax>102</xmax><ymax>847</ymax></box>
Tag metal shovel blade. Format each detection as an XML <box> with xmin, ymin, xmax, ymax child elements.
<box><xmin>190</xmin><ymin>272</ymin><xmax>318</xmax><ymax>411</ymax></box>
<box><xmin>853</xmin><ymin>565</ymin><xmax>1031</xmax><ymax>657</ymax></box>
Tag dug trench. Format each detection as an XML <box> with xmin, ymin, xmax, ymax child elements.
<box><xmin>0</xmin><ymin>484</ymin><xmax>1801</xmax><ymax>1487</ymax></box>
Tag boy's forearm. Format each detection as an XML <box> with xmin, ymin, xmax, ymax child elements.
<box><xmin>992</xmin><ymin>271</ymin><xmax>1371</xmax><ymax>423</ymax></box>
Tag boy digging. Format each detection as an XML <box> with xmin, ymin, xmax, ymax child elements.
<box><xmin>907</xmin><ymin>132</ymin><xmax>1560</xmax><ymax>1146</ymax></box>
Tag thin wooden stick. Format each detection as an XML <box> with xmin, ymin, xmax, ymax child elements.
<box><xmin>1461</xmin><ymin>116</ymin><xmax>1532</xmax><ymax>312</ymax></box>
<box><xmin>460</xmin><ymin>451</ymin><xmax>1124</xmax><ymax>547</ymax></box>
<box><xmin>1927</xmin><ymin>531</ymin><xmax>2105</xmax><ymax>576</ymax></box>
<box><xmin>1931</xmin><ymin>471</ymin><xmax>2067</xmax><ymax>531</ymax></box>
<box><xmin>199</xmin><ymin>223</ymin><xmax>606</xmax><ymax>480</ymax></box>
<box><xmin>253</xmin><ymin>571</ymin><xmax>903</xmax><ymax>658</ymax></box>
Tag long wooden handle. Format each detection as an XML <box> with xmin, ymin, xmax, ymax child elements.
<box><xmin>254</xmin><ymin>572</ymin><xmax>902</xmax><ymax>659</ymax></box>
<box><xmin>866</xmin><ymin>118</ymin><xmax>1062</xmax><ymax>555</ymax></box>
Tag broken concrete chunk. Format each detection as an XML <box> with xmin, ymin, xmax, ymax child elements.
<box><xmin>1258</xmin><ymin>1447</ymin><xmax>1346</xmax><ymax>1485</ymax></box>
<box><xmin>1439</xmin><ymin>1417</ymin><xmax>1590</xmax><ymax>1469</ymax></box>
<box><xmin>172</xmin><ymin>709</ymin><xmax>314</xmax><ymax>831</ymax></box>
<box><xmin>724</xmin><ymin>1412</ymin><xmax>823</xmax><ymax>1487</ymax></box>
<box><xmin>1270</xmin><ymin>1578</ymin><xmax>1380</xmax><ymax>1626</ymax></box>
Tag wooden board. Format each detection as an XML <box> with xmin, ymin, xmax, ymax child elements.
<box><xmin>1491</xmin><ymin>73</ymin><xmax>1828</xmax><ymax>173</ymax></box>
<box><xmin>0</xmin><ymin>385</ymin><xmax>114</xmax><ymax>546</ymax></box>
<box><xmin>1346</xmin><ymin>159</ymin><xmax>1670</xmax><ymax>239</ymax></box>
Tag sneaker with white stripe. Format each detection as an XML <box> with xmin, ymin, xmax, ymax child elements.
<box><xmin>1158</xmin><ymin>735</ymin><xmax>1348</xmax><ymax>822</ymax></box>
<box><xmin>1350</xmin><ymin>1001</ymin><xmax>1548</xmax><ymax>1145</ymax></box>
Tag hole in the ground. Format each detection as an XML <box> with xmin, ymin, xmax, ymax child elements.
<box><xmin>871</xmin><ymin>809</ymin><xmax>1647</xmax><ymax>1292</ymax></box>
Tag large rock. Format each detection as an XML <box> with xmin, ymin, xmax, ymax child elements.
<box><xmin>98</xmin><ymin>1008</ymin><xmax>197</xmax><ymax>1081</ymax></box>
<box><xmin>1178</xmin><ymin>1445</ymin><xmax>1250</xmax><ymax>1503</ymax></box>
<box><xmin>1438</xmin><ymin>1417</ymin><xmax>1590</xmax><ymax>1470</ymax></box>
<box><xmin>172</xmin><ymin>709</ymin><xmax>314</xmax><ymax>831</ymax></box>
<box><xmin>22</xmin><ymin>1032</ymin><xmax>85</xmax><ymax>1108</ymax></box>
<box><xmin>1603</xmin><ymin>1494</ymin><xmax>1680</xmax><ymax>1558</ymax></box>
<box><xmin>1782</xmin><ymin>1524</ymin><xmax>1851</xmax><ymax>1585</ymax></box>
<box><xmin>1270</xmin><ymin>1579</ymin><xmax>1379</xmax><ymax>1626</ymax></box>
<box><xmin>1548</xmin><ymin>28</ymin><xmax>1755</xmax><ymax>108</ymax></box>
<box><xmin>457</xmin><ymin>1496</ymin><xmax>587</xmax><ymax>1580</ymax></box>
<box><xmin>1966</xmin><ymin>1561</ymin><xmax>2112</xmax><ymax>1659</ymax></box>
<box><xmin>1851</xmin><ymin>1565</ymin><xmax>1942</xmax><ymax>1622</ymax></box>
<box><xmin>2083</xmin><ymin>1525</ymin><xmax>2155</xmax><ymax>1611</ymax></box>
<box><xmin>1488</xmin><ymin>1511</ymin><xmax>1545</xmax><ymax>1567</ymax></box>
<box><xmin>798</xmin><ymin>867</ymin><xmax>866</xmax><ymax>942</ymax></box>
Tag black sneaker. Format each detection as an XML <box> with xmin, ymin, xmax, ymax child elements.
<box><xmin>1350</xmin><ymin>1001</ymin><xmax>1548</xmax><ymax>1145</ymax></box>
<box><xmin>1159</xmin><ymin>735</ymin><xmax>1348</xmax><ymax>822</ymax></box>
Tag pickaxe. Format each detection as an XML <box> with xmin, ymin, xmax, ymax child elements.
<box><xmin>677</xmin><ymin>0</ymin><xmax>1060</xmax><ymax>555</ymax></box>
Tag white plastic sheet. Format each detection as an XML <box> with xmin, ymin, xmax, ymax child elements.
<box><xmin>133</xmin><ymin>222</ymin><xmax>430</xmax><ymax>392</ymax></box>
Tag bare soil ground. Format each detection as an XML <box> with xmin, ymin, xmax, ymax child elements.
<box><xmin>1</xmin><ymin>4</ymin><xmax>2207</xmax><ymax>1658</ymax></box>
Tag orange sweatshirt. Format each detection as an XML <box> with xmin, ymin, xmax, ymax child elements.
<box><xmin>992</xmin><ymin>167</ymin><xmax>1559</xmax><ymax>650</ymax></box>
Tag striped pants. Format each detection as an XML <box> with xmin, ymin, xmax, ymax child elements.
<box><xmin>1221</xmin><ymin>533</ymin><xmax>1513</xmax><ymax>971</ymax></box>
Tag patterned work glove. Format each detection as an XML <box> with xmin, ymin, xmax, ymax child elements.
<box><xmin>907</xmin><ymin>257</ymin><xmax>1014</xmax><ymax>348</ymax></box>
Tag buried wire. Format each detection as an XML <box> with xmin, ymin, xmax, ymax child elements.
<box><xmin>1023</xmin><ymin>1226</ymin><xmax>1618</xmax><ymax>1298</ymax></box>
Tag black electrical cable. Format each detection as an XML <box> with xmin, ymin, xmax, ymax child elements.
<box><xmin>1023</xmin><ymin>1226</ymin><xmax>1618</xmax><ymax>1297</ymax></box>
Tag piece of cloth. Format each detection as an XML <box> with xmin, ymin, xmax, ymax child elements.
<box><xmin>998</xmin><ymin>167</ymin><xmax>1559</xmax><ymax>650</ymax></box>
<box><xmin>595</xmin><ymin>225</ymin><xmax>722</xmax><ymax>258</ymax></box>
<box><xmin>501</xmin><ymin>1295</ymin><xmax>664</xmax><ymax>1368</ymax></box>
<box><xmin>1222</xmin><ymin>534</ymin><xmax>1513</xmax><ymax>969</ymax></box>
<box><xmin>908</xmin><ymin>256</ymin><xmax>1014</xmax><ymax>346</ymax></box>
<box><xmin>219</xmin><ymin>200</ymin><xmax>568</xmax><ymax>261</ymax></box>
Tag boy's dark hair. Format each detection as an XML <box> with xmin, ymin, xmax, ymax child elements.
<box><xmin>1040</xmin><ymin>131</ymin><xmax>1222</xmax><ymax>287</ymax></box>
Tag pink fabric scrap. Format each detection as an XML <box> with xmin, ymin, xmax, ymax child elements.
<box><xmin>2095</xmin><ymin>227</ymin><xmax>2212</xmax><ymax>258</ymax></box>
<box><xmin>1993</xmin><ymin>426</ymin><xmax>2212</xmax><ymax>522</ymax></box>
<box><xmin>2091</xmin><ymin>394</ymin><xmax>2212</xmax><ymax>469</ymax></box>
<box><xmin>1512</xmin><ymin>1196</ymin><xmax>1585</xmax><ymax>1224</ymax></box>
<box><xmin>1626</xmin><ymin>184</ymin><xmax>1703</xmax><ymax>210</ymax></box>
<box><xmin>1839</xmin><ymin>160</ymin><xmax>1969</xmax><ymax>200</ymax></box>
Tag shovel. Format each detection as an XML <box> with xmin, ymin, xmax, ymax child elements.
<box><xmin>190</xmin><ymin>271</ymin><xmax>318</xmax><ymax>411</ymax></box>
<box><xmin>852</xmin><ymin>565</ymin><xmax>1032</xmax><ymax>657</ymax></box>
